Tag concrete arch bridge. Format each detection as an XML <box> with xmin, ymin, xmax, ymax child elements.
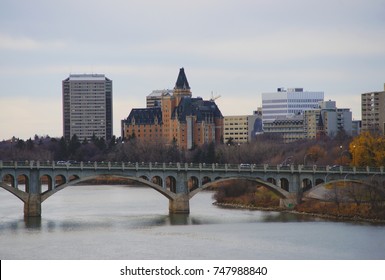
<box><xmin>0</xmin><ymin>161</ymin><xmax>384</xmax><ymax>217</ymax></box>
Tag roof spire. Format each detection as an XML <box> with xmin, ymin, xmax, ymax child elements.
<box><xmin>174</xmin><ymin>68</ymin><xmax>190</xmax><ymax>90</ymax></box>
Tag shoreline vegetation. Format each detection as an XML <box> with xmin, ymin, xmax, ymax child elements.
<box><xmin>212</xmin><ymin>181</ymin><xmax>385</xmax><ymax>224</ymax></box>
<box><xmin>213</xmin><ymin>202</ymin><xmax>385</xmax><ymax>224</ymax></box>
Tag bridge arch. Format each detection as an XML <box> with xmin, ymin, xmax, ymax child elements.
<box><xmin>41</xmin><ymin>174</ymin><xmax>176</xmax><ymax>203</ymax></box>
<box><xmin>304</xmin><ymin>179</ymin><xmax>378</xmax><ymax>202</ymax></box>
<box><xmin>165</xmin><ymin>176</ymin><xmax>176</xmax><ymax>193</ymax></box>
<box><xmin>151</xmin><ymin>175</ymin><xmax>163</xmax><ymax>187</ymax></box>
<box><xmin>302</xmin><ymin>178</ymin><xmax>313</xmax><ymax>192</ymax></box>
<box><xmin>267</xmin><ymin>177</ymin><xmax>276</xmax><ymax>185</ymax></box>
<box><xmin>202</xmin><ymin>176</ymin><xmax>211</xmax><ymax>185</ymax></box>
<box><xmin>69</xmin><ymin>174</ymin><xmax>80</xmax><ymax>182</ymax></box>
<box><xmin>188</xmin><ymin>176</ymin><xmax>199</xmax><ymax>192</ymax></box>
<box><xmin>139</xmin><ymin>175</ymin><xmax>149</xmax><ymax>181</ymax></box>
<box><xmin>40</xmin><ymin>174</ymin><xmax>53</xmax><ymax>193</ymax></box>
<box><xmin>2</xmin><ymin>174</ymin><xmax>15</xmax><ymax>188</ymax></box>
<box><xmin>55</xmin><ymin>174</ymin><xmax>66</xmax><ymax>187</ymax></box>
<box><xmin>188</xmin><ymin>177</ymin><xmax>290</xmax><ymax>199</ymax></box>
<box><xmin>315</xmin><ymin>178</ymin><xmax>324</xmax><ymax>186</ymax></box>
<box><xmin>0</xmin><ymin>181</ymin><xmax>30</xmax><ymax>203</ymax></box>
<box><xmin>280</xmin><ymin>178</ymin><xmax>289</xmax><ymax>191</ymax></box>
<box><xmin>17</xmin><ymin>174</ymin><xmax>29</xmax><ymax>192</ymax></box>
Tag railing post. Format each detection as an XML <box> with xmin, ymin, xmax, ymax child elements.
<box><xmin>122</xmin><ymin>162</ymin><xmax>125</xmax><ymax>171</ymax></box>
<box><xmin>0</xmin><ymin>160</ymin><xmax>2</xmax><ymax>169</ymax></box>
<box><xmin>149</xmin><ymin>162</ymin><xmax>152</xmax><ymax>171</ymax></box>
<box><xmin>263</xmin><ymin>164</ymin><xmax>268</xmax><ymax>172</ymax></box>
<box><xmin>94</xmin><ymin>161</ymin><xmax>98</xmax><ymax>170</ymax></box>
<box><xmin>108</xmin><ymin>161</ymin><xmax>111</xmax><ymax>170</ymax></box>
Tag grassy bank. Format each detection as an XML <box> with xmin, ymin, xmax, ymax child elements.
<box><xmin>212</xmin><ymin>182</ymin><xmax>385</xmax><ymax>223</ymax></box>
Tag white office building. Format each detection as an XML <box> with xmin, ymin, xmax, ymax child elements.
<box><xmin>262</xmin><ymin>88</ymin><xmax>324</xmax><ymax>123</ymax></box>
<box><xmin>62</xmin><ymin>74</ymin><xmax>113</xmax><ymax>141</ymax></box>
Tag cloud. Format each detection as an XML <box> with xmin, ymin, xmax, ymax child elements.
<box><xmin>0</xmin><ymin>33</ymin><xmax>66</xmax><ymax>51</ymax></box>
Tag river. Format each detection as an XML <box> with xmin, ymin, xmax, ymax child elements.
<box><xmin>0</xmin><ymin>185</ymin><xmax>385</xmax><ymax>260</ymax></box>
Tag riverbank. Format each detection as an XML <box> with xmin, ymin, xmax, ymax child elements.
<box><xmin>213</xmin><ymin>201</ymin><xmax>385</xmax><ymax>224</ymax></box>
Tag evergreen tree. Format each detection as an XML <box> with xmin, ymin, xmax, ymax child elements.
<box><xmin>56</xmin><ymin>137</ymin><xmax>68</xmax><ymax>160</ymax></box>
<box><xmin>68</xmin><ymin>134</ymin><xmax>81</xmax><ymax>157</ymax></box>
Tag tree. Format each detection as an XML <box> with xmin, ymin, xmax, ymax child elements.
<box><xmin>306</xmin><ymin>145</ymin><xmax>326</xmax><ymax>164</ymax></box>
<box><xmin>26</xmin><ymin>138</ymin><xmax>34</xmax><ymax>150</ymax></box>
<box><xmin>15</xmin><ymin>139</ymin><xmax>25</xmax><ymax>150</ymax></box>
<box><xmin>68</xmin><ymin>134</ymin><xmax>81</xmax><ymax>157</ymax></box>
<box><xmin>349</xmin><ymin>132</ymin><xmax>385</xmax><ymax>167</ymax></box>
<box><xmin>206</xmin><ymin>142</ymin><xmax>216</xmax><ymax>163</ymax></box>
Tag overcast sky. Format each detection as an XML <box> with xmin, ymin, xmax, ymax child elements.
<box><xmin>1</xmin><ymin>0</ymin><xmax>384</xmax><ymax>140</ymax></box>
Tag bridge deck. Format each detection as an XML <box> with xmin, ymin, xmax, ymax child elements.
<box><xmin>1</xmin><ymin>160</ymin><xmax>384</xmax><ymax>175</ymax></box>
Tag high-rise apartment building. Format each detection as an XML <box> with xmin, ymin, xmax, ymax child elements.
<box><xmin>62</xmin><ymin>74</ymin><xmax>113</xmax><ymax>141</ymax></box>
<box><xmin>361</xmin><ymin>84</ymin><xmax>385</xmax><ymax>135</ymax></box>
<box><xmin>262</xmin><ymin>87</ymin><xmax>324</xmax><ymax>123</ymax></box>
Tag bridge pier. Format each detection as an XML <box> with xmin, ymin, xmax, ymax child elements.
<box><xmin>24</xmin><ymin>194</ymin><xmax>41</xmax><ymax>217</ymax></box>
<box><xmin>169</xmin><ymin>194</ymin><xmax>190</xmax><ymax>214</ymax></box>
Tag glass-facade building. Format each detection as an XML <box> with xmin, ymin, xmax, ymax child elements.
<box><xmin>262</xmin><ymin>88</ymin><xmax>324</xmax><ymax>123</ymax></box>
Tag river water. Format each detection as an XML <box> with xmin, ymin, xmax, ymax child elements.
<box><xmin>0</xmin><ymin>185</ymin><xmax>385</xmax><ymax>260</ymax></box>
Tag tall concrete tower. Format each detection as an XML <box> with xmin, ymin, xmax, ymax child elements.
<box><xmin>62</xmin><ymin>74</ymin><xmax>113</xmax><ymax>141</ymax></box>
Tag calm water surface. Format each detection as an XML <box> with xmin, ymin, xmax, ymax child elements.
<box><xmin>0</xmin><ymin>185</ymin><xmax>385</xmax><ymax>260</ymax></box>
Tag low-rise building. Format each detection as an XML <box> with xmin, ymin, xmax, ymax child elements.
<box><xmin>304</xmin><ymin>100</ymin><xmax>352</xmax><ymax>139</ymax></box>
<box><xmin>263</xmin><ymin>115</ymin><xmax>305</xmax><ymax>143</ymax></box>
<box><xmin>223</xmin><ymin>112</ymin><xmax>262</xmax><ymax>144</ymax></box>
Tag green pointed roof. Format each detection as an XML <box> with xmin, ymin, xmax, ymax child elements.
<box><xmin>174</xmin><ymin>68</ymin><xmax>190</xmax><ymax>90</ymax></box>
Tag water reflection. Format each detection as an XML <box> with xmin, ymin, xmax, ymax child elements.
<box><xmin>24</xmin><ymin>216</ymin><xmax>42</xmax><ymax>229</ymax></box>
<box><xmin>259</xmin><ymin>211</ymin><xmax>325</xmax><ymax>223</ymax></box>
<box><xmin>1</xmin><ymin>187</ymin><xmax>385</xmax><ymax>260</ymax></box>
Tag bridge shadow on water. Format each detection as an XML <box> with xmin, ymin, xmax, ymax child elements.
<box><xmin>1</xmin><ymin>213</ymin><xmax>212</xmax><ymax>233</ymax></box>
<box><xmin>1</xmin><ymin>207</ymin><xmax>333</xmax><ymax>233</ymax></box>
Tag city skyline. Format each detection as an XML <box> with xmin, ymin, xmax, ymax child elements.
<box><xmin>1</xmin><ymin>0</ymin><xmax>385</xmax><ymax>140</ymax></box>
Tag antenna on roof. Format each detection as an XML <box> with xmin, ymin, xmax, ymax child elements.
<box><xmin>210</xmin><ymin>91</ymin><xmax>221</xmax><ymax>101</ymax></box>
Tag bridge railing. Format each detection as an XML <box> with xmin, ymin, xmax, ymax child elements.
<box><xmin>0</xmin><ymin>160</ymin><xmax>384</xmax><ymax>175</ymax></box>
